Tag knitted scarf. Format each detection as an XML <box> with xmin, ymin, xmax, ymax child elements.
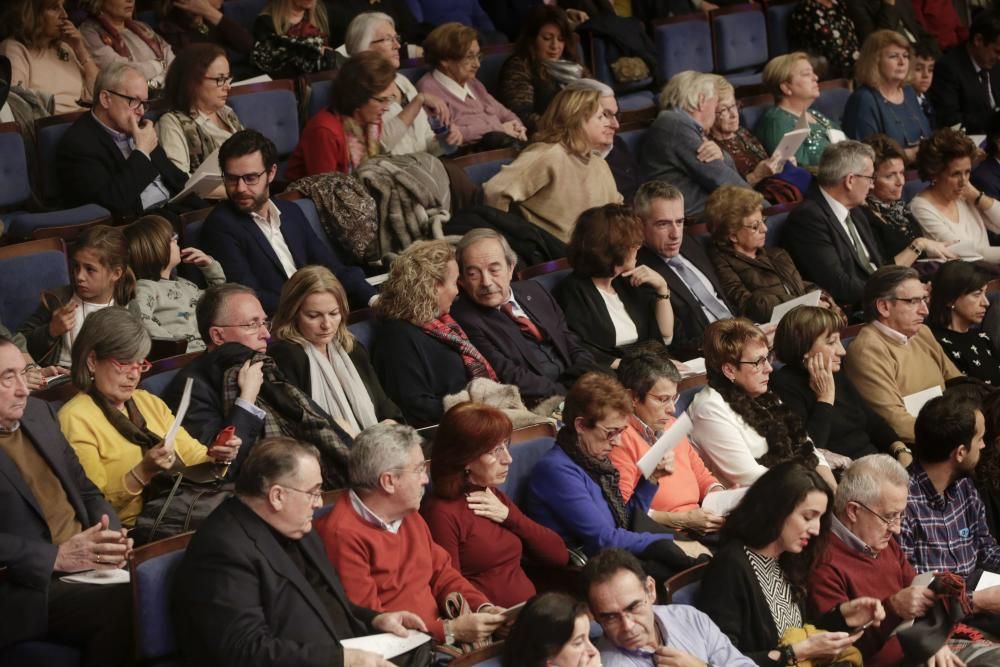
<box><xmin>87</xmin><ymin>386</ymin><xmax>163</xmax><ymax>451</ymax></box>
<box><xmin>556</xmin><ymin>426</ymin><xmax>630</xmax><ymax>528</ymax></box>
<box><xmin>90</xmin><ymin>12</ymin><xmax>164</xmax><ymax>61</ymax></box>
<box><xmin>865</xmin><ymin>195</ymin><xmax>920</xmax><ymax>243</ymax></box>
<box><xmin>420</xmin><ymin>314</ymin><xmax>497</xmax><ymax>381</ymax></box>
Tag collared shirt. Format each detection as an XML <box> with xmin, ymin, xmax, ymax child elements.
<box><xmin>900</xmin><ymin>462</ymin><xmax>1000</xmax><ymax>581</ymax></box>
<box><xmin>657</xmin><ymin>252</ymin><xmax>731</xmax><ymax>323</ymax></box>
<box><xmin>251</xmin><ymin>199</ymin><xmax>298</xmax><ymax>279</ymax></box>
<box><xmin>348</xmin><ymin>489</ymin><xmax>403</xmax><ymax>534</ymax></box>
<box><xmin>91</xmin><ymin>111</ymin><xmax>171</xmax><ymax>210</ymax></box>
<box><xmin>500</xmin><ymin>294</ymin><xmax>529</xmax><ymax>319</ymax></box>
<box><xmin>819</xmin><ymin>186</ymin><xmax>877</xmax><ymax>271</ymax></box>
<box><xmin>970</xmin><ymin>56</ymin><xmax>997</xmax><ymax>109</ymax></box>
<box><xmin>432</xmin><ymin>69</ymin><xmax>476</xmax><ymax>102</ymax></box>
<box><xmin>831</xmin><ymin>515</ymin><xmax>879</xmax><ymax>558</ymax></box>
<box><xmin>872</xmin><ymin>320</ymin><xmax>910</xmax><ymax>345</ymax></box>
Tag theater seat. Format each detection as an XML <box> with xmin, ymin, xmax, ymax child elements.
<box><xmin>227</xmin><ymin>80</ymin><xmax>300</xmax><ymax>180</ymax></box>
<box><xmin>498</xmin><ymin>432</ymin><xmax>556</xmax><ymax>506</ymax></box>
<box><xmin>0</xmin><ymin>238</ymin><xmax>69</xmax><ymax>332</ymax></box>
<box><xmin>0</xmin><ymin>641</ymin><xmax>81</xmax><ymax>666</ymax></box>
<box><xmin>129</xmin><ymin>533</ymin><xmax>194</xmax><ymax>665</ymax></box>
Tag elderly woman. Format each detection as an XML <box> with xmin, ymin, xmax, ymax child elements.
<box><xmin>484</xmin><ymin>88</ymin><xmax>623</xmax><ymax>243</ymax></box>
<box><xmin>157</xmin><ymin>43</ymin><xmax>243</xmax><ymax>175</ymax></box>
<box><xmin>0</xmin><ymin>0</ymin><xmax>98</xmax><ymax>113</ymax></box>
<box><xmin>373</xmin><ymin>239</ymin><xmax>496</xmax><ymax>425</ymax></box>
<box><xmin>524</xmin><ymin>372</ymin><xmax>701</xmax><ymax>584</ymax></box>
<box><xmin>928</xmin><ymin>261</ymin><xmax>1000</xmax><ymax>385</ymax></box>
<box><xmin>755</xmin><ymin>52</ymin><xmax>841</xmax><ymax>169</ymax></box>
<box><xmin>498</xmin><ymin>6</ymin><xmax>586</xmax><ymax>134</ymax></box>
<box><xmin>688</xmin><ymin>318</ymin><xmax>836</xmax><ymax>489</ymax></box>
<box><xmin>843</xmin><ymin>31</ymin><xmax>931</xmax><ymax>157</ymax></box>
<box><xmin>252</xmin><ymin>0</ymin><xmax>335</xmax><ymax>78</ymax></box>
<box><xmin>503</xmin><ymin>593</ymin><xmax>600</xmax><ymax>667</ymax></box>
<box><xmin>286</xmin><ymin>51</ymin><xmax>396</xmax><ymax>180</ymax></box>
<box><xmin>152</xmin><ymin>0</ymin><xmax>253</xmax><ymax>57</ymax></box>
<box><xmin>416</xmin><ymin>22</ymin><xmax>526</xmax><ymax>146</ymax></box>
<box><xmin>788</xmin><ymin>0</ymin><xmax>860</xmax><ymax>79</ymax></box>
<box><xmin>57</xmin><ymin>308</ymin><xmax>239</xmax><ymax>527</ymax></box>
<box><xmin>771</xmin><ymin>305</ymin><xmax>909</xmax><ymax>463</ymax></box>
<box><xmin>554</xmin><ymin>204</ymin><xmax>673</xmax><ymax>368</ymax></box>
<box><xmin>910</xmin><ymin>128</ymin><xmax>1000</xmax><ymax>263</ymax></box>
<box><xmin>79</xmin><ymin>0</ymin><xmax>175</xmax><ymax>89</ymax></box>
<box><xmin>269</xmin><ymin>265</ymin><xmax>402</xmax><ymax>434</ymax></box>
<box><xmin>421</xmin><ymin>402</ymin><xmax>568</xmax><ymax>607</ymax></box>
<box><xmin>344</xmin><ymin>12</ymin><xmax>461</xmax><ymax>156</ymax></box>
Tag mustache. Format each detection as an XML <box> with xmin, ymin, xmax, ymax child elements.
<box><xmin>476</xmin><ymin>286</ymin><xmax>502</xmax><ymax>296</ymax></box>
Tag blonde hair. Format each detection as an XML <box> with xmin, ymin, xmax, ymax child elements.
<box><xmin>262</xmin><ymin>0</ymin><xmax>329</xmax><ymax>38</ymax></box>
<box><xmin>376</xmin><ymin>240</ymin><xmax>455</xmax><ymax>325</ymax></box>
<box><xmin>534</xmin><ymin>87</ymin><xmax>603</xmax><ymax>157</ymax></box>
<box><xmin>763</xmin><ymin>52</ymin><xmax>812</xmax><ymax>102</ymax></box>
<box><xmin>272</xmin><ymin>266</ymin><xmax>355</xmax><ymax>352</ymax></box>
<box><xmin>855</xmin><ymin>30</ymin><xmax>911</xmax><ymax>89</ymax></box>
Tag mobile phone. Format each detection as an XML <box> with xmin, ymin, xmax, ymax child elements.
<box><xmin>212</xmin><ymin>426</ymin><xmax>236</xmax><ymax>479</ymax></box>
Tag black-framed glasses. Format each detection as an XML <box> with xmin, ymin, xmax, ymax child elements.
<box><xmin>0</xmin><ymin>363</ymin><xmax>38</xmax><ymax>389</ymax></box>
<box><xmin>371</xmin><ymin>33</ymin><xmax>401</xmax><ymax>45</ymax></box>
<box><xmin>222</xmin><ymin>170</ymin><xmax>267</xmax><ymax>186</ymax></box>
<box><xmin>106</xmin><ymin>89</ymin><xmax>149</xmax><ymax>110</ymax></box>
<box><xmin>851</xmin><ymin>173</ymin><xmax>876</xmax><ymax>183</ymax></box>
<box><xmin>736</xmin><ymin>352</ymin><xmax>774</xmax><ymax>370</ymax></box>
<box><xmin>214</xmin><ymin>319</ymin><xmax>270</xmax><ymax>334</ymax></box>
<box><xmin>204</xmin><ymin>74</ymin><xmax>234</xmax><ymax>88</ymax></box>
<box><xmin>279</xmin><ymin>484</ymin><xmax>324</xmax><ymax>503</ymax></box>
<box><xmin>889</xmin><ymin>295</ymin><xmax>930</xmax><ymax>307</ymax></box>
<box><xmin>716</xmin><ymin>102</ymin><xmax>738</xmax><ymax>116</ymax></box>
<box><xmin>853</xmin><ymin>501</ymin><xmax>903</xmax><ymax>528</ymax></box>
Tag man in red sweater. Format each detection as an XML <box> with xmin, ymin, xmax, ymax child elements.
<box><xmin>317</xmin><ymin>422</ymin><xmax>508</xmax><ymax>646</ymax></box>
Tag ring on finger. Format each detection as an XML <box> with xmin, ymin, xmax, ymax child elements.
<box><xmin>96</xmin><ymin>554</ymin><xmax>103</xmax><ymax>563</ymax></box>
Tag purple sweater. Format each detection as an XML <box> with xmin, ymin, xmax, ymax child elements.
<box><xmin>416</xmin><ymin>71</ymin><xmax>518</xmax><ymax>144</ymax></box>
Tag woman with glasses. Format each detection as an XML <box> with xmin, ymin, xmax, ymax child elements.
<box><xmin>286</xmin><ymin>51</ymin><xmax>396</xmax><ymax>180</ymax></box>
<box><xmin>421</xmin><ymin>402</ymin><xmax>568</xmax><ymax>607</ymax></box>
<box><xmin>910</xmin><ymin>128</ymin><xmax>1000</xmax><ymax>263</ymax></box>
<box><xmin>689</xmin><ymin>318</ymin><xmax>836</xmax><ymax>490</ymax></box>
<box><xmin>927</xmin><ymin>261</ymin><xmax>1000</xmax><ymax>385</ymax></box>
<box><xmin>58</xmin><ymin>308</ymin><xmax>239</xmax><ymax>528</ymax></box>
<box><xmin>157</xmin><ymin>43</ymin><xmax>244</xmax><ymax>176</ymax></box>
<box><xmin>79</xmin><ymin>0</ymin><xmax>175</xmax><ymax>89</ymax></box>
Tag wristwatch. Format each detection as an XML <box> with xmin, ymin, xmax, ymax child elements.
<box><xmin>908</xmin><ymin>241</ymin><xmax>923</xmax><ymax>257</ymax></box>
<box><xmin>891</xmin><ymin>444</ymin><xmax>912</xmax><ymax>459</ymax></box>
<box><xmin>780</xmin><ymin>644</ymin><xmax>798</xmax><ymax>666</ymax></box>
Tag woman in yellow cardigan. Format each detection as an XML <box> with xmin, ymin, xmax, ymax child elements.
<box><xmin>58</xmin><ymin>308</ymin><xmax>240</xmax><ymax>527</ymax></box>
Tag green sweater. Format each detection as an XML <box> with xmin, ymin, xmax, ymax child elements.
<box><xmin>754</xmin><ymin>106</ymin><xmax>839</xmax><ymax>168</ymax></box>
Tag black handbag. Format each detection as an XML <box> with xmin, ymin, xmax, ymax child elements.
<box><xmin>132</xmin><ymin>462</ymin><xmax>233</xmax><ymax>545</ymax></box>
<box><xmin>896</xmin><ymin>572</ymin><xmax>970</xmax><ymax>666</ymax></box>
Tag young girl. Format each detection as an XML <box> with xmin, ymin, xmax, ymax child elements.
<box><xmin>124</xmin><ymin>215</ymin><xmax>225</xmax><ymax>352</ymax></box>
<box><xmin>19</xmin><ymin>225</ymin><xmax>136</xmax><ymax>368</ymax></box>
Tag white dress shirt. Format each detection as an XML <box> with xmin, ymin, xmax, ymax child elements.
<box><xmin>251</xmin><ymin>200</ymin><xmax>297</xmax><ymax>278</ymax></box>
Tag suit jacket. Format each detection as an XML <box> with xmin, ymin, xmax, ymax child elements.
<box><xmin>844</xmin><ymin>0</ymin><xmax>937</xmax><ymax>56</ymax></box>
<box><xmin>928</xmin><ymin>46</ymin><xmax>1000</xmax><ymax>134</ymax></box>
<box><xmin>0</xmin><ymin>398</ymin><xmax>119</xmax><ymax>647</ymax></box>
<box><xmin>636</xmin><ymin>237</ymin><xmax>734</xmax><ymax>359</ymax></box>
<box><xmin>450</xmin><ymin>281</ymin><xmax>596</xmax><ymax>401</ymax></box>
<box><xmin>55</xmin><ymin>111</ymin><xmax>188</xmax><ymax>218</ymax></box>
<box><xmin>782</xmin><ymin>184</ymin><xmax>884</xmax><ymax>308</ymax></box>
<box><xmin>172</xmin><ymin>497</ymin><xmax>378</xmax><ymax>667</ymax></box>
<box><xmin>200</xmin><ymin>199</ymin><xmax>376</xmax><ymax>314</ymax></box>
<box><xmin>973</xmin><ymin>156</ymin><xmax>1000</xmax><ymax>201</ymax></box>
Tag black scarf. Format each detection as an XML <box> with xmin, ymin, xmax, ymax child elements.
<box><xmin>556</xmin><ymin>426</ymin><xmax>630</xmax><ymax>528</ymax></box>
<box><xmin>88</xmin><ymin>386</ymin><xmax>163</xmax><ymax>451</ymax></box>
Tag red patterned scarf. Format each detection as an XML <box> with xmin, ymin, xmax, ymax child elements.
<box><xmin>90</xmin><ymin>12</ymin><xmax>164</xmax><ymax>61</ymax></box>
<box><xmin>420</xmin><ymin>314</ymin><xmax>497</xmax><ymax>381</ymax></box>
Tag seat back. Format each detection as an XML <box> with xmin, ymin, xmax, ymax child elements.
<box><xmin>0</xmin><ymin>641</ymin><xmax>80</xmax><ymax>666</ymax></box>
<box><xmin>0</xmin><ymin>123</ymin><xmax>31</xmax><ymax>207</ymax></box>
<box><xmin>446</xmin><ymin>148</ymin><xmax>519</xmax><ymax>187</ymax></box>
<box><xmin>222</xmin><ymin>0</ymin><xmax>268</xmax><ymax>33</ymax></box>
<box><xmin>348</xmin><ymin>315</ymin><xmax>380</xmax><ymax>352</ymax></box>
<box><xmin>589</xmin><ymin>36</ymin><xmax>653</xmax><ymax>94</ymax></box>
<box><xmin>812</xmin><ymin>79</ymin><xmax>852</xmax><ymax>125</ymax></box>
<box><xmin>477</xmin><ymin>47</ymin><xmax>513</xmax><ymax>98</ymax></box>
<box><xmin>739</xmin><ymin>93</ymin><xmax>774</xmax><ymax>132</ymax></box>
<box><xmin>289</xmin><ymin>197</ymin><xmax>336</xmax><ymax>257</ymax></box>
<box><xmin>303</xmin><ymin>70</ymin><xmax>338</xmax><ymax>120</ymax></box>
<box><xmin>711</xmin><ymin>6</ymin><xmax>768</xmax><ymax>77</ymax></box>
<box><xmin>35</xmin><ymin>111</ymin><xmax>86</xmax><ymax>203</ymax></box>
<box><xmin>766</xmin><ymin>0</ymin><xmax>798</xmax><ymax>57</ymax></box>
<box><xmin>674</xmin><ymin>383</ymin><xmax>704</xmax><ymax>416</ymax></box>
<box><xmin>528</xmin><ymin>268</ymin><xmax>571</xmax><ymax>294</ymax></box>
<box><xmin>765</xmin><ymin>210</ymin><xmax>790</xmax><ymax>247</ymax></box>
<box><xmin>129</xmin><ymin>532</ymin><xmax>194</xmax><ymax>662</ymax></box>
<box><xmin>518</xmin><ymin>257</ymin><xmax>570</xmax><ymax>281</ymax></box>
<box><xmin>0</xmin><ymin>238</ymin><xmax>69</xmax><ymax>331</ymax></box>
<box><xmin>498</xmin><ymin>434</ymin><xmax>556</xmax><ymax>506</ymax></box>
<box><xmin>227</xmin><ymin>80</ymin><xmax>300</xmax><ymax>177</ymax></box>
<box><xmin>903</xmin><ymin>179</ymin><xmax>929</xmax><ymax>203</ymax></box>
<box><xmin>139</xmin><ymin>352</ymin><xmax>202</xmax><ymax>398</ymax></box>
<box><xmin>399</xmin><ymin>63</ymin><xmax>430</xmax><ymax>85</ymax></box>
<box><xmin>653</xmin><ymin>16</ymin><xmax>714</xmax><ymax>82</ymax></box>
<box><xmin>618</xmin><ymin>127</ymin><xmax>646</xmax><ymax>159</ymax></box>
<box><xmin>664</xmin><ymin>561</ymin><xmax>709</xmax><ymax>604</ymax></box>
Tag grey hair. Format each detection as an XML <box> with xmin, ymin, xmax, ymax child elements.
<box><xmin>235</xmin><ymin>437</ymin><xmax>321</xmax><ymax>497</ymax></box>
<box><xmin>349</xmin><ymin>422</ymin><xmax>424</xmax><ymax>491</ymax></box>
<box><xmin>565</xmin><ymin>78</ymin><xmax>615</xmax><ymax>98</ymax></box>
<box><xmin>94</xmin><ymin>62</ymin><xmax>141</xmax><ymax>102</ymax></box>
<box><xmin>863</xmin><ymin>265</ymin><xmax>921</xmax><ymax>322</ymax></box>
<box><xmin>345</xmin><ymin>11</ymin><xmax>395</xmax><ymax>55</ymax></box>
<box><xmin>70</xmin><ymin>308</ymin><xmax>152</xmax><ymax>392</ymax></box>
<box><xmin>816</xmin><ymin>140</ymin><xmax>876</xmax><ymax>187</ymax></box>
<box><xmin>455</xmin><ymin>228</ymin><xmax>517</xmax><ymax>272</ymax></box>
<box><xmin>833</xmin><ymin>454</ymin><xmax>909</xmax><ymax>516</ymax></box>
<box><xmin>659</xmin><ymin>71</ymin><xmax>720</xmax><ymax>112</ymax></box>
<box><xmin>634</xmin><ymin>180</ymin><xmax>683</xmax><ymax>219</ymax></box>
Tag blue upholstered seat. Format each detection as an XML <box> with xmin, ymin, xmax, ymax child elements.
<box><xmin>130</xmin><ymin>534</ymin><xmax>192</xmax><ymax>663</ymax></box>
<box><xmin>712</xmin><ymin>7</ymin><xmax>768</xmax><ymax>86</ymax></box>
<box><xmin>765</xmin><ymin>211</ymin><xmax>790</xmax><ymax>247</ymax></box>
<box><xmin>766</xmin><ymin>1</ymin><xmax>798</xmax><ymax>58</ymax></box>
<box><xmin>498</xmin><ymin>435</ymin><xmax>556</xmax><ymax>506</ymax></box>
<box><xmin>227</xmin><ymin>83</ymin><xmax>300</xmax><ymax>180</ymax></box>
<box><xmin>290</xmin><ymin>197</ymin><xmax>335</xmax><ymax>257</ymax></box>
<box><xmin>528</xmin><ymin>267</ymin><xmax>571</xmax><ymax>295</ymax></box>
<box><xmin>812</xmin><ymin>84</ymin><xmax>852</xmax><ymax>125</ymax></box>
<box><xmin>348</xmin><ymin>317</ymin><xmax>379</xmax><ymax>353</ymax></box>
<box><xmin>222</xmin><ymin>0</ymin><xmax>268</xmax><ymax>33</ymax></box>
<box><xmin>0</xmin><ymin>241</ymin><xmax>70</xmax><ymax>331</ymax></box>
<box><xmin>654</xmin><ymin>17</ymin><xmax>713</xmax><ymax>82</ymax></box>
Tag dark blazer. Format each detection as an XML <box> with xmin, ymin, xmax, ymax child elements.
<box><xmin>636</xmin><ymin>237</ymin><xmax>734</xmax><ymax>359</ymax></box>
<box><xmin>17</xmin><ymin>284</ymin><xmax>74</xmax><ymax>367</ymax></box>
<box><xmin>782</xmin><ymin>184</ymin><xmax>884</xmax><ymax>308</ymax></box>
<box><xmin>0</xmin><ymin>398</ymin><xmax>119</xmax><ymax>647</ymax></box>
<box><xmin>973</xmin><ymin>157</ymin><xmax>1000</xmax><ymax>201</ymax></box>
<box><xmin>172</xmin><ymin>497</ymin><xmax>378</xmax><ymax>667</ymax></box>
<box><xmin>928</xmin><ymin>46</ymin><xmax>1000</xmax><ymax>134</ymax></box>
<box><xmin>450</xmin><ymin>281</ymin><xmax>597</xmax><ymax>401</ymax></box>
<box><xmin>844</xmin><ymin>0</ymin><xmax>937</xmax><ymax>56</ymax></box>
<box><xmin>200</xmin><ymin>199</ymin><xmax>376</xmax><ymax>314</ymax></box>
<box><xmin>55</xmin><ymin>111</ymin><xmax>188</xmax><ymax>218</ymax></box>
<box><xmin>708</xmin><ymin>244</ymin><xmax>818</xmax><ymax>323</ymax></box>
<box><xmin>267</xmin><ymin>339</ymin><xmax>403</xmax><ymax>422</ymax></box>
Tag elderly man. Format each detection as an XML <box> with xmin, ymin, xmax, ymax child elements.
<box><xmin>0</xmin><ymin>335</ymin><xmax>133</xmax><ymax>664</ymax></box>
<box><xmin>450</xmin><ymin>228</ymin><xmax>596</xmax><ymax>403</ymax></box>
<box><xmin>173</xmin><ymin>437</ymin><xmax>430</xmax><ymax>667</ymax></box>
<box><xmin>844</xmin><ymin>266</ymin><xmax>961</xmax><ymax>442</ymax></box>
<box><xmin>585</xmin><ymin>548</ymin><xmax>754</xmax><ymax>666</ymax></box>
<box><xmin>317</xmin><ymin>423</ymin><xmax>507</xmax><ymax>645</ymax></box>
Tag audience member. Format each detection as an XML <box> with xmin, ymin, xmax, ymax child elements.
<box><xmin>172</xmin><ymin>436</ymin><xmax>431</xmax><ymax>667</ymax></box>
<box><xmin>79</xmin><ymin>0</ymin><xmax>175</xmax><ymax>88</ymax></box>
<box><xmin>783</xmin><ymin>140</ymin><xmax>885</xmax><ymax>309</ymax></box>
<box><xmin>639</xmin><ymin>71</ymin><xmax>748</xmax><ymax>217</ymax></box>
<box><xmin>286</xmin><ymin>51</ymin><xmax>395</xmax><ymax>179</ymax></box>
<box><xmin>788</xmin><ymin>0</ymin><xmax>861</xmax><ymax>78</ymax></box>
<box><xmin>696</xmin><ymin>462</ymin><xmax>884</xmax><ymax>664</ymax></box>
<box><xmin>844</xmin><ymin>265</ymin><xmax>962</xmax><ymax>442</ymax></box>
<box><xmin>0</xmin><ymin>0</ymin><xmax>98</xmax><ymax>114</ymax></box>
<box><xmin>201</xmin><ymin>129</ymin><xmax>375</xmax><ymax>315</ymax></box>
<box><xmin>157</xmin><ymin>43</ymin><xmax>244</xmax><ymax>175</ymax></box>
<box><xmin>502</xmin><ymin>592</ymin><xmax>600</xmax><ymax>667</ymax></box>
<box><xmin>634</xmin><ymin>182</ymin><xmax>735</xmax><ymax>358</ymax></box>
<box><xmin>555</xmin><ymin>204</ymin><xmax>673</xmax><ymax>368</ymax></box>
<box><xmin>772</xmin><ymin>305</ymin><xmax>909</xmax><ymax>462</ymax></box>
<box><xmin>911</xmin><ymin>128</ymin><xmax>1000</xmax><ymax>263</ymax></box>
<box><xmin>928</xmin><ymin>261</ymin><xmax>1000</xmax><ymax>385</ymax></box>
<box><xmin>0</xmin><ymin>334</ymin><xmax>134</xmax><ymax>665</ymax></box>
<box><xmin>251</xmin><ymin>0</ymin><xmax>335</xmax><ymax>78</ymax></box>
<box><xmin>913</xmin><ymin>0</ymin><xmax>968</xmax><ymax>52</ymax></box>
<box><xmin>319</xmin><ymin>422</ymin><xmax>509</xmax><ymax>644</ymax></box>
<box><xmin>978</xmin><ymin>391</ymin><xmax>1000</xmax><ymax>538</ymax></box>
<box><xmin>153</xmin><ymin>0</ymin><xmax>254</xmax><ymax>58</ymax></box>
<box><xmin>484</xmin><ymin>87</ymin><xmax>622</xmax><ymax>243</ymax></box>
<box><xmin>845</xmin><ymin>0</ymin><xmax>938</xmax><ymax>56</ymax></box>
<box><xmin>912</xmin><ymin>42</ymin><xmax>936</xmax><ymax>128</ymax></box>
<box><xmin>269</xmin><ymin>265</ymin><xmax>402</xmax><ymax>432</ymax></box>
<box><xmin>928</xmin><ymin>10</ymin><xmax>1000</xmax><ymax>134</ymax></box>
<box><xmin>450</xmin><ymin>228</ymin><xmax>596</xmax><ymax>404</ymax></box>
<box><xmin>416</xmin><ymin>23</ymin><xmax>525</xmax><ymax>146</ymax></box>
<box><xmin>973</xmin><ymin>110</ymin><xmax>1000</xmax><ymax>199</ymax></box>
<box><xmin>373</xmin><ymin>240</ymin><xmax>496</xmax><ymax>425</ymax></box>
<box><xmin>124</xmin><ymin>214</ymin><xmax>226</xmax><ymax>352</ymax></box>
<box><xmin>422</xmin><ymin>402</ymin><xmax>569</xmax><ymax>606</ymax></box>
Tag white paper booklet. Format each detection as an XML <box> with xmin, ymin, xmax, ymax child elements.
<box><xmin>678</xmin><ymin>357</ymin><xmax>706</xmax><ymax>378</ymax></box>
<box><xmin>232</xmin><ymin>74</ymin><xmax>273</xmax><ymax>87</ymax></box>
<box><xmin>340</xmin><ymin>632</ymin><xmax>432</xmax><ymax>658</ymax></box>
<box><xmin>892</xmin><ymin>572</ymin><xmax>936</xmax><ymax>634</ymax></box>
<box><xmin>902</xmin><ymin>385</ymin><xmax>943</xmax><ymax>417</ymax></box>
<box><xmin>637</xmin><ymin>413</ymin><xmax>693</xmax><ymax>478</ymax></box>
<box><xmin>170</xmin><ymin>148</ymin><xmax>223</xmax><ymax>203</ymax></box>
<box><xmin>163</xmin><ymin>378</ymin><xmax>193</xmax><ymax>451</ymax></box>
<box><xmin>772</xmin><ymin>128</ymin><xmax>809</xmax><ymax>164</ymax></box>
<box><xmin>977</xmin><ymin>570</ymin><xmax>1000</xmax><ymax>592</ymax></box>
<box><xmin>701</xmin><ymin>487</ymin><xmax>747</xmax><ymax>516</ymax></box>
<box><xmin>769</xmin><ymin>290</ymin><xmax>822</xmax><ymax>325</ymax></box>
<box><xmin>60</xmin><ymin>568</ymin><xmax>130</xmax><ymax>585</ymax></box>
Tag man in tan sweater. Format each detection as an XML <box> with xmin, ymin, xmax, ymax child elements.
<box><xmin>845</xmin><ymin>266</ymin><xmax>961</xmax><ymax>443</ymax></box>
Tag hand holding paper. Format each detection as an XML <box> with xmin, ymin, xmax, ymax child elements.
<box><xmin>637</xmin><ymin>413</ymin><xmax>692</xmax><ymax>478</ymax></box>
<box><xmin>162</xmin><ymin>378</ymin><xmax>193</xmax><ymax>452</ymax></box>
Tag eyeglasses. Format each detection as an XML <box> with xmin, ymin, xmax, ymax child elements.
<box><xmin>889</xmin><ymin>295</ymin><xmax>930</xmax><ymax>307</ymax></box>
<box><xmin>214</xmin><ymin>319</ymin><xmax>270</xmax><ymax>334</ymax></box>
<box><xmin>108</xmin><ymin>358</ymin><xmax>153</xmax><ymax>374</ymax></box>
<box><xmin>203</xmin><ymin>74</ymin><xmax>234</xmax><ymax>88</ymax></box>
<box><xmin>461</xmin><ymin>52</ymin><xmax>483</xmax><ymax>64</ymax></box>
<box><xmin>741</xmin><ymin>219</ymin><xmax>766</xmax><ymax>232</ymax></box>
<box><xmin>371</xmin><ymin>94</ymin><xmax>396</xmax><ymax>106</ymax></box>
<box><xmin>279</xmin><ymin>484</ymin><xmax>324</xmax><ymax>503</ymax></box>
<box><xmin>852</xmin><ymin>173</ymin><xmax>876</xmax><ymax>183</ymax></box>
<box><xmin>853</xmin><ymin>501</ymin><xmax>903</xmax><ymax>528</ymax></box>
<box><xmin>596</xmin><ymin>597</ymin><xmax>650</xmax><ymax>629</ymax></box>
<box><xmin>483</xmin><ymin>441</ymin><xmax>511</xmax><ymax>461</ymax></box>
<box><xmin>736</xmin><ymin>352</ymin><xmax>774</xmax><ymax>370</ymax></box>
<box><xmin>0</xmin><ymin>364</ymin><xmax>38</xmax><ymax>389</ymax></box>
<box><xmin>599</xmin><ymin>109</ymin><xmax>621</xmax><ymax>123</ymax></box>
<box><xmin>716</xmin><ymin>102</ymin><xmax>738</xmax><ymax>117</ymax></box>
<box><xmin>593</xmin><ymin>423</ymin><xmax>627</xmax><ymax>442</ymax></box>
<box><xmin>391</xmin><ymin>459</ymin><xmax>432</xmax><ymax>476</ymax></box>
<box><xmin>371</xmin><ymin>33</ymin><xmax>402</xmax><ymax>45</ymax></box>
<box><xmin>647</xmin><ymin>392</ymin><xmax>677</xmax><ymax>407</ymax></box>
<box><xmin>222</xmin><ymin>170</ymin><xmax>267</xmax><ymax>186</ymax></box>
<box><xmin>106</xmin><ymin>89</ymin><xmax>149</xmax><ymax>110</ymax></box>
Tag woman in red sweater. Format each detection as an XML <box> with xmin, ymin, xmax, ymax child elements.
<box><xmin>421</xmin><ymin>402</ymin><xmax>569</xmax><ymax>607</ymax></box>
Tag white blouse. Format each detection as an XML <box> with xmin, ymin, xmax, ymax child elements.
<box><xmin>596</xmin><ymin>288</ymin><xmax>639</xmax><ymax>347</ymax></box>
<box><xmin>910</xmin><ymin>195</ymin><xmax>1000</xmax><ymax>263</ymax></box>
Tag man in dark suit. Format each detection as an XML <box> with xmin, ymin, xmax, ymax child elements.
<box><xmin>173</xmin><ymin>436</ymin><xmax>430</xmax><ymax>667</ymax></box>
<box><xmin>203</xmin><ymin>129</ymin><xmax>376</xmax><ymax>315</ymax></box>
<box><xmin>928</xmin><ymin>10</ymin><xmax>1000</xmax><ymax>134</ymax></box>
<box><xmin>55</xmin><ymin>62</ymin><xmax>197</xmax><ymax>219</ymax></box>
<box><xmin>783</xmin><ymin>140</ymin><xmax>885</xmax><ymax>311</ymax></box>
<box><xmin>634</xmin><ymin>181</ymin><xmax>735</xmax><ymax>358</ymax></box>
<box><xmin>0</xmin><ymin>336</ymin><xmax>133</xmax><ymax>664</ymax></box>
<box><xmin>845</xmin><ymin>0</ymin><xmax>938</xmax><ymax>58</ymax></box>
<box><xmin>450</xmin><ymin>229</ymin><xmax>596</xmax><ymax>403</ymax></box>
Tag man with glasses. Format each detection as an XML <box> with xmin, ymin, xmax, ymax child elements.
<box><xmin>56</xmin><ymin>62</ymin><xmax>200</xmax><ymax>218</ymax></box>
<box><xmin>585</xmin><ymin>548</ymin><xmax>754</xmax><ymax>666</ymax></box>
<box><xmin>845</xmin><ymin>266</ymin><xmax>961</xmax><ymax>442</ymax></box>
<box><xmin>201</xmin><ymin>129</ymin><xmax>376</xmax><ymax>315</ymax></box>
<box><xmin>318</xmin><ymin>423</ymin><xmax>509</xmax><ymax>646</ymax></box>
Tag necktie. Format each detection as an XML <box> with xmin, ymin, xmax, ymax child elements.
<box><xmin>500</xmin><ymin>302</ymin><xmax>544</xmax><ymax>342</ymax></box>
<box><xmin>666</xmin><ymin>257</ymin><xmax>732</xmax><ymax>322</ymax></box>
<box><xmin>844</xmin><ymin>214</ymin><xmax>877</xmax><ymax>274</ymax></box>
<box><xmin>980</xmin><ymin>70</ymin><xmax>996</xmax><ymax>108</ymax></box>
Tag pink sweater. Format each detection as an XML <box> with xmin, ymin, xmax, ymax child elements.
<box><xmin>416</xmin><ymin>72</ymin><xmax>518</xmax><ymax>144</ymax></box>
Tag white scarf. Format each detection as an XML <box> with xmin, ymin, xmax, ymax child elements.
<box><xmin>304</xmin><ymin>342</ymin><xmax>378</xmax><ymax>434</ymax></box>
<box><xmin>57</xmin><ymin>295</ymin><xmax>114</xmax><ymax>367</ymax></box>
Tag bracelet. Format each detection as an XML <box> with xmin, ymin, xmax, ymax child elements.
<box><xmin>909</xmin><ymin>241</ymin><xmax>923</xmax><ymax>256</ymax></box>
<box><xmin>976</xmin><ymin>191</ymin><xmax>986</xmax><ymax>207</ymax></box>
<box><xmin>780</xmin><ymin>644</ymin><xmax>798</xmax><ymax>666</ymax></box>
<box><xmin>655</xmin><ymin>292</ymin><xmax>671</xmax><ymax>300</ymax></box>
<box><xmin>128</xmin><ymin>467</ymin><xmax>148</xmax><ymax>489</ymax></box>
